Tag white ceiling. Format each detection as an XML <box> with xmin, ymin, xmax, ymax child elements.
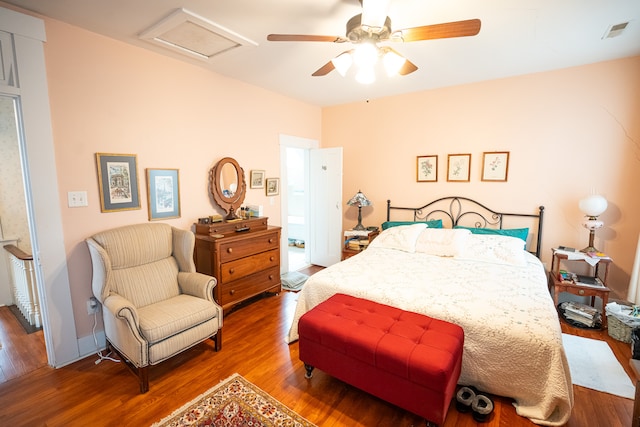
<box><xmin>5</xmin><ymin>0</ymin><xmax>640</xmax><ymax>107</ymax></box>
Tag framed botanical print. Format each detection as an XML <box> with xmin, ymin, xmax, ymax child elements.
<box><xmin>250</xmin><ymin>170</ymin><xmax>265</xmax><ymax>189</ymax></box>
<box><xmin>482</xmin><ymin>151</ymin><xmax>510</xmax><ymax>182</ymax></box>
<box><xmin>95</xmin><ymin>153</ymin><xmax>141</xmax><ymax>212</ymax></box>
<box><xmin>417</xmin><ymin>155</ymin><xmax>438</xmax><ymax>182</ymax></box>
<box><xmin>146</xmin><ymin>168</ymin><xmax>180</xmax><ymax>220</ymax></box>
<box><xmin>266</xmin><ymin>177</ymin><xmax>279</xmax><ymax>196</ymax></box>
<box><xmin>447</xmin><ymin>154</ymin><xmax>471</xmax><ymax>182</ymax></box>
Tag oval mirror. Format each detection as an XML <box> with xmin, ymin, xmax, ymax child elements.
<box><xmin>209</xmin><ymin>157</ymin><xmax>246</xmax><ymax>219</ymax></box>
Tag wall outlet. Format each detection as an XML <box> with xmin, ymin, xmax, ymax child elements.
<box><xmin>87</xmin><ymin>297</ymin><xmax>99</xmax><ymax>315</ymax></box>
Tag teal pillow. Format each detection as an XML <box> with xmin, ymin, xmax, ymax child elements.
<box><xmin>454</xmin><ymin>226</ymin><xmax>529</xmax><ymax>242</ymax></box>
<box><xmin>382</xmin><ymin>219</ymin><xmax>443</xmax><ymax>230</ymax></box>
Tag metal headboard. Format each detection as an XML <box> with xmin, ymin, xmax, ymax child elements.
<box><xmin>386</xmin><ymin>196</ymin><xmax>545</xmax><ymax>258</ymax></box>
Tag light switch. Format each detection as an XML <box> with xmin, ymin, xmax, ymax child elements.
<box><xmin>68</xmin><ymin>191</ymin><xmax>88</xmax><ymax>208</ymax></box>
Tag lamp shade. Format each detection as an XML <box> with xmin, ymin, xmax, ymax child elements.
<box><xmin>347</xmin><ymin>190</ymin><xmax>372</xmax><ymax>207</ymax></box>
<box><xmin>579</xmin><ymin>195</ymin><xmax>608</xmax><ymax>217</ymax></box>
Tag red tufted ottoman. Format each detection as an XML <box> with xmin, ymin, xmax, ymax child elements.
<box><xmin>298</xmin><ymin>293</ymin><xmax>464</xmax><ymax>427</ymax></box>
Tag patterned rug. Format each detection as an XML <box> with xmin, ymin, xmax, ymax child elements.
<box><xmin>150</xmin><ymin>373</ymin><xmax>317</xmax><ymax>427</ymax></box>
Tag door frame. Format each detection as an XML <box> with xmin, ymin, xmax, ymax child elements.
<box><xmin>1</xmin><ymin>7</ymin><xmax>80</xmax><ymax>367</ymax></box>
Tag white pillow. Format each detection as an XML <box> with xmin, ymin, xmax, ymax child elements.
<box><xmin>368</xmin><ymin>223</ymin><xmax>427</xmax><ymax>253</ymax></box>
<box><xmin>457</xmin><ymin>234</ymin><xmax>527</xmax><ymax>266</ymax></box>
<box><xmin>415</xmin><ymin>228</ymin><xmax>471</xmax><ymax>257</ymax></box>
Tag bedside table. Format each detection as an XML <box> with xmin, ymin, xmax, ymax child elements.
<box><xmin>549</xmin><ymin>248</ymin><xmax>612</xmax><ymax>328</ymax></box>
<box><xmin>342</xmin><ymin>229</ymin><xmax>379</xmax><ymax>260</ymax></box>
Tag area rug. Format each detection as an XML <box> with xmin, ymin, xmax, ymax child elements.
<box><xmin>281</xmin><ymin>271</ymin><xmax>309</xmax><ymax>291</ymax></box>
<box><xmin>150</xmin><ymin>373</ymin><xmax>316</xmax><ymax>427</ymax></box>
<box><xmin>562</xmin><ymin>333</ymin><xmax>635</xmax><ymax>399</ymax></box>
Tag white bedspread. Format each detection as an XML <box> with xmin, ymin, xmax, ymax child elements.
<box><xmin>286</xmin><ymin>247</ymin><xmax>573</xmax><ymax>426</ymax></box>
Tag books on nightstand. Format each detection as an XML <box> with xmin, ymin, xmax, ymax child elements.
<box><xmin>560</xmin><ymin>301</ymin><xmax>601</xmax><ymax>327</ymax></box>
<box><xmin>345</xmin><ymin>238</ymin><xmax>370</xmax><ymax>251</ymax></box>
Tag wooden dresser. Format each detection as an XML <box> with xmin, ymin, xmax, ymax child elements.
<box><xmin>194</xmin><ymin>217</ymin><xmax>281</xmax><ymax>312</ymax></box>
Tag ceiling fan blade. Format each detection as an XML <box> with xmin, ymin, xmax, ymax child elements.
<box><xmin>312</xmin><ymin>61</ymin><xmax>336</xmax><ymax>76</ymax></box>
<box><xmin>394</xmin><ymin>19</ymin><xmax>481</xmax><ymax>42</ymax></box>
<box><xmin>398</xmin><ymin>59</ymin><xmax>418</xmax><ymax>76</ymax></box>
<box><xmin>267</xmin><ymin>34</ymin><xmax>348</xmax><ymax>43</ymax></box>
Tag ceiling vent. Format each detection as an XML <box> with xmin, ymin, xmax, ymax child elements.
<box><xmin>139</xmin><ymin>8</ymin><xmax>257</xmax><ymax>62</ymax></box>
<box><xmin>602</xmin><ymin>21</ymin><xmax>629</xmax><ymax>39</ymax></box>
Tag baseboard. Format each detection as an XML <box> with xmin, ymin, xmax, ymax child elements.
<box><xmin>77</xmin><ymin>330</ymin><xmax>106</xmax><ymax>359</ymax></box>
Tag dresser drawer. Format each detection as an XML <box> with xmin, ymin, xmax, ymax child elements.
<box><xmin>218</xmin><ymin>266</ymin><xmax>281</xmax><ymax>306</ymax></box>
<box><xmin>219</xmin><ymin>230</ymin><xmax>279</xmax><ymax>263</ymax></box>
<box><xmin>220</xmin><ymin>249</ymin><xmax>279</xmax><ymax>282</ymax></box>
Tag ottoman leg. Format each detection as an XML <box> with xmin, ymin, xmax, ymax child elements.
<box><xmin>304</xmin><ymin>364</ymin><xmax>315</xmax><ymax>379</ymax></box>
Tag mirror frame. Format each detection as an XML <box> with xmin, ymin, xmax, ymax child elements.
<box><xmin>209</xmin><ymin>157</ymin><xmax>246</xmax><ymax>219</ymax></box>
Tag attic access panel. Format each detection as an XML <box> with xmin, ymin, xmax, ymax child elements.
<box><xmin>139</xmin><ymin>8</ymin><xmax>257</xmax><ymax>62</ymax></box>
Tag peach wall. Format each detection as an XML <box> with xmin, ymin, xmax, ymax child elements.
<box><xmin>323</xmin><ymin>56</ymin><xmax>640</xmax><ymax>299</ymax></box>
<box><xmin>41</xmin><ymin>18</ymin><xmax>321</xmax><ymax>337</ymax></box>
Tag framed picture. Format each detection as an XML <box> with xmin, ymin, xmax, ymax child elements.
<box><xmin>250</xmin><ymin>170</ymin><xmax>265</xmax><ymax>189</ymax></box>
<box><xmin>416</xmin><ymin>155</ymin><xmax>438</xmax><ymax>182</ymax></box>
<box><xmin>95</xmin><ymin>153</ymin><xmax>141</xmax><ymax>212</ymax></box>
<box><xmin>482</xmin><ymin>151</ymin><xmax>510</xmax><ymax>182</ymax></box>
<box><xmin>447</xmin><ymin>154</ymin><xmax>471</xmax><ymax>182</ymax></box>
<box><xmin>146</xmin><ymin>168</ymin><xmax>180</xmax><ymax>220</ymax></box>
<box><xmin>266</xmin><ymin>177</ymin><xmax>279</xmax><ymax>196</ymax></box>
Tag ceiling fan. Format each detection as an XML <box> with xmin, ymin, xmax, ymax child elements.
<box><xmin>267</xmin><ymin>0</ymin><xmax>481</xmax><ymax>83</ymax></box>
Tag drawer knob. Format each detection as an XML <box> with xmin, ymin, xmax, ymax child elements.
<box><xmin>269</xmin><ymin>274</ymin><xmax>274</xmax><ymax>280</ymax></box>
<box><xmin>230</xmin><ymin>289</ymin><xmax>235</xmax><ymax>295</ymax></box>
<box><xmin>227</xmin><ymin>248</ymin><xmax>233</xmax><ymax>253</ymax></box>
<box><xmin>268</xmin><ymin>238</ymin><xmax>274</xmax><ymax>243</ymax></box>
<box><xmin>579</xmin><ymin>289</ymin><xmax>585</xmax><ymax>295</ymax></box>
<box><xmin>270</xmin><ymin>256</ymin><xmax>275</xmax><ymax>261</ymax></box>
<box><xmin>229</xmin><ymin>268</ymin><xmax>235</xmax><ymax>274</ymax></box>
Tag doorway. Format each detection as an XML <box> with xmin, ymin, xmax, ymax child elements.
<box><xmin>279</xmin><ymin>135</ymin><xmax>316</xmax><ymax>273</ymax></box>
<box><xmin>285</xmin><ymin>146</ymin><xmax>309</xmax><ymax>271</ymax></box>
<box><xmin>279</xmin><ymin>135</ymin><xmax>343</xmax><ymax>273</ymax></box>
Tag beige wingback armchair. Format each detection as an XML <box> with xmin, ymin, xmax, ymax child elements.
<box><xmin>86</xmin><ymin>223</ymin><xmax>223</xmax><ymax>393</ymax></box>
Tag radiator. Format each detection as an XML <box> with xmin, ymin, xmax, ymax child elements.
<box><xmin>4</xmin><ymin>245</ymin><xmax>40</xmax><ymax>328</ymax></box>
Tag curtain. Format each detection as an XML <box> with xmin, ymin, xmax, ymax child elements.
<box><xmin>627</xmin><ymin>233</ymin><xmax>640</xmax><ymax>305</ymax></box>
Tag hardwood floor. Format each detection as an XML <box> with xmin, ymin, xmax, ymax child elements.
<box><xmin>0</xmin><ymin>306</ymin><xmax>46</xmax><ymax>382</ymax></box>
<box><xmin>0</xmin><ymin>265</ymin><xmax>635</xmax><ymax>426</ymax></box>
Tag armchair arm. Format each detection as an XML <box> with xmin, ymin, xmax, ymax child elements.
<box><xmin>102</xmin><ymin>294</ymin><xmax>149</xmax><ymax>367</ymax></box>
<box><xmin>178</xmin><ymin>272</ymin><xmax>217</xmax><ymax>301</ymax></box>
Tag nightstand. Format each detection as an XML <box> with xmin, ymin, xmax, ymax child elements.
<box><xmin>549</xmin><ymin>248</ymin><xmax>612</xmax><ymax>328</ymax></box>
<box><xmin>342</xmin><ymin>229</ymin><xmax>379</xmax><ymax>260</ymax></box>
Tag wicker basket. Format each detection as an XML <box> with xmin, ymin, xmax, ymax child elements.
<box><xmin>608</xmin><ymin>315</ymin><xmax>634</xmax><ymax>343</ymax></box>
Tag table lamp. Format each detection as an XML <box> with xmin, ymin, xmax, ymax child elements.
<box><xmin>347</xmin><ymin>190</ymin><xmax>372</xmax><ymax>231</ymax></box>
<box><xmin>579</xmin><ymin>194</ymin><xmax>607</xmax><ymax>253</ymax></box>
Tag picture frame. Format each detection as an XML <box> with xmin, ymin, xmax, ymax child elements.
<box><xmin>146</xmin><ymin>168</ymin><xmax>180</xmax><ymax>220</ymax></box>
<box><xmin>250</xmin><ymin>170</ymin><xmax>265</xmax><ymax>189</ymax></box>
<box><xmin>481</xmin><ymin>151</ymin><xmax>510</xmax><ymax>182</ymax></box>
<box><xmin>416</xmin><ymin>155</ymin><xmax>438</xmax><ymax>182</ymax></box>
<box><xmin>95</xmin><ymin>153</ymin><xmax>141</xmax><ymax>212</ymax></box>
<box><xmin>447</xmin><ymin>154</ymin><xmax>471</xmax><ymax>182</ymax></box>
<box><xmin>266</xmin><ymin>177</ymin><xmax>279</xmax><ymax>196</ymax></box>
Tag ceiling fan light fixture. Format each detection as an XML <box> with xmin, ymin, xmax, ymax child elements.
<box><xmin>353</xmin><ymin>42</ymin><xmax>378</xmax><ymax>68</ymax></box>
<box><xmin>382</xmin><ymin>50</ymin><xmax>406</xmax><ymax>76</ymax></box>
<box><xmin>355</xmin><ymin>67</ymin><xmax>375</xmax><ymax>84</ymax></box>
<box><xmin>331</xmin><ymin>52</ymin><xmax>353</xmax><ymax>76</ymax></box>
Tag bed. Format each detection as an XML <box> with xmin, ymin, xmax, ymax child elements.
<box><xmin>287</xmin><ymin>197</ymin><xmax>573</xmax><ymax>426</ymax></box>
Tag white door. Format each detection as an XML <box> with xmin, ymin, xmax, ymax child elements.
<box><xmin>309</xmin><ymin>147</ymin><xmax>343</xmax><ymax>267</ymax></box>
